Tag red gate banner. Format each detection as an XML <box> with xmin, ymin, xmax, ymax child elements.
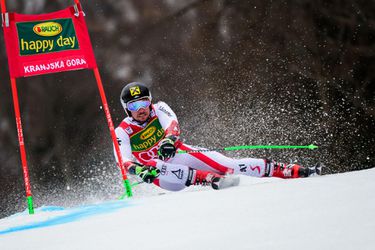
<box><xmin>3</xmin><ymin>5</ymin><xmax>97</xmax><ymax>78</ymax></box>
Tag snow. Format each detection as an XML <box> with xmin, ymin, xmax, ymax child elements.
<box><xmin>1</xmin><ymin>169</ymin><xmax>375</xmax><ymax>250</ymax></box>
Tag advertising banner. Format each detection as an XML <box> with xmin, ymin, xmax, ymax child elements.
<box><xmin>3</xmin><ymin>5</ymin><xmax>97</xmax><ymax>77</ymax></box>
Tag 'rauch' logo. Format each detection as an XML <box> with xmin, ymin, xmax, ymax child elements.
<box><xmin>140</xmin><ymin>126</ymin><xmax>156</xmax><ymax>140</ymax></box>
<box><xmin>17</xmin><ymin>18</ymin><xmax>79</xmax><ymax>56</ymax></box>
<box><xmin>33</xmin><ymin>22</ymin><xmax>63</xmax><ymax>37</ymax></box>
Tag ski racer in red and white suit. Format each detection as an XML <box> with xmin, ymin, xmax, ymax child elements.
<box><xmin>114</xmin><ymin>82</ymin><xmax>314</xmax><ymax>191</ymax></box>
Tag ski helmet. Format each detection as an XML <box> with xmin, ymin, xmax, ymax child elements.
<box><xmin>120</xmin><ymin>82</ymin><xmax>152</xmax><ymax>116</ymax></box>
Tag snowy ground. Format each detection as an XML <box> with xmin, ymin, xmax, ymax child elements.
<box><xmin>1</xmin><ymin>168</ymin><xmax>374</xmax><ymax>250</ymax></box>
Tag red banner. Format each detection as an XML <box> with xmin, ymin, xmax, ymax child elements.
<box><xmin>2</xmin><ymin>5</ymin><xmax>97</xmax><ymax>78</ymax></box>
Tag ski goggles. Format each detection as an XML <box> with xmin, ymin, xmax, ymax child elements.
<box><xmin>126</xmin><ymin>98</ymin><xmax>151</xmax><ymax>112</ymax></box>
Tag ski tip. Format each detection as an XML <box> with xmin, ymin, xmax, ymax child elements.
<box><xmin>211</xmin><ymin>177</ymin><xmax>220</xmax><ymax>190</ymax></box>
<box><xmin>213</xmin><ymin>175</ymin><xmax>240</xmax><ymax>190</ymax></box>
<box><xmin>232</xmin><ymin>176</ymin><xmax>240</xmax><ymax>186</ymax></box>
<box><xmin>308</xmin><ymin>162</ymin><xmax>325</xmax><ymax>176</ymax></box>
<box><xmin>308</xmin><ymin>144</ymin><xmax>319</xmax><ymax>150</ymax></box>
<box><xmin>315</xmin><ymin>162</ymin><xmax>326</xmax><ymax>175</ymax></box>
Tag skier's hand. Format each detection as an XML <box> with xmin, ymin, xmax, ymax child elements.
<box><xmin>137</xmin><ymin>166</ymin><xmax>160</xmax><ymax>184</ymax></box>
<box><xmin>126</xmin><ymin>162</ymin><xmax>144</xmax><ymax>175</ymax></box>
<box><xmin>158</xmin><ymin>137</ymin><xmax>176</xmax><ymax>160</ymax></box>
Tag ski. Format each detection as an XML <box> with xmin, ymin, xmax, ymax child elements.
<box><xmin>212</xmin><ymin>175</ymin><xmax>240</xmax><ymax>190</ymax></box>
<box><xmin>308</xmin><ymin>163</ymin><xmax>324</xmax><ymax>176</ymax></box>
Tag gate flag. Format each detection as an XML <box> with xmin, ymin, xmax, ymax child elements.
<box><xmin>3</xmin><ymin>5</ymin><xmax>97</xmax><ymax>78</ymax></box>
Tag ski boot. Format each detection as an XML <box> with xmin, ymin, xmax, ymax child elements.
<box><xmin>267</xmin><ymin>160</ymin><xmax>322</xmax><ymax>178</ymax></box>
<box><xmin>185</xmin><ymin>169</ymin><xmax>223</xmax><ymax>190</ymax></box>
<box><xmin>305</xmin><ymin>163</ymin><xmax>323</xmax><ymax>176</ymax></box>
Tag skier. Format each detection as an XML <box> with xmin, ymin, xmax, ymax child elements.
<box><xmin>114</xmin><ymin>82</ymin><xmax>318</xmax><ymax>191</ymax></box>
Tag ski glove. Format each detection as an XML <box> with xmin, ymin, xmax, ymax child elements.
<box><xmin>127</xmin><ymin>162</ymin><xmax>160</xmax><ymax>184</ymax></box>
<box><xmin>137</xmin><ymin>166</ymin><xmax>161</xmax><ymax>184</ymax></box>
<box><xmin>127</xmin><ymin>162</ymin><xmax>144</xmax><ymax>175</ymax></box>
<box><xmin>158</xmin><ymin>137</ymin><xmax>177</xmax><ymax>160</ymax></box>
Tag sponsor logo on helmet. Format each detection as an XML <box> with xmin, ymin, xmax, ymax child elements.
<box><xmin>130</xmin><ymin>86</ymin><xmax>141</xmax><ymax>96</ymax></box>
<box><xmin>33</xmin><ymin>22</ymin><xmax>63</xmax><ymax>37</ymax></box>
<box><xmin>140</xmin><ymin>126</ymin><xmax>156</xmax><ymax>140</ymax></box>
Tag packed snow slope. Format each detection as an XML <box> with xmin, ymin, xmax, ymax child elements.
<box><xmin>1</xmin><ymin>168</ymin><xmax>374</xmax><ymax>250</ymax></box>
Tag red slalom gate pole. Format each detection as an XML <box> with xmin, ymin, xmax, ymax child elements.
<box><xmin>1</xmin><ymin>0</ymin><xmax>5</xmax><ymax>13</ymax></box>
<box><xmin>93</xmin><ymin>68</ymin><xmax>133</xmax><ymax>198</ymax></box>
<box><xmin>10</xmin><ymin>78</ymin><xmax>35</xmax><ymax>214</ymax></box>
<box><xmin>2</xmin><ymin>0</ymin><xmax>34</xmax><ymax>214</ymax></box>
<box><xmin>75</xmin><ymin>0</ymin><xmax>131</xmax><ymax>197</ymax></box>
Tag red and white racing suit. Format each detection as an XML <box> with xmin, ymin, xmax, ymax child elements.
<box><xmin>114</xmin><ymin>101</ymin><xmax>273</xmax><ymax>191</ymax></box>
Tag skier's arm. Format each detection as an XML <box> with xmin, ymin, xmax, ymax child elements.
<box><xmin>127</xmin><ymin>162</ymin><xmax>160</xmax><ymax>183</ymax></box>
<box><xmin>155</xmin><ymin>101</ymin><xmax>180</xmax><ymax>140</ymax></box>
<box><xmin>155</xmin><ymin>102</ymin><xmax>181</xmax><ymax>160</ymax></box>
<box><xmin>113</xmin><ymin>127</ymin><xmax>135</xmax><ymax>172</ymax></box>
<box><xmin>114</xmin><ymin>127</ymin><xmax>160</xmax><ymax>183</ymax></box>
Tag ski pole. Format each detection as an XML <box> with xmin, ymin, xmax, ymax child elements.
<box><xmin>118</xmin><ymin>168</ymin><xmax>159</xmax><ymax>199</ymax></box>
<box><xmin>178</xmin><ymin>144</ymin><xmax>318</xmax><ymax>154</ymax></box>
<box><xmin>131</xmin><ymin>181</ymin><xmax>145</xmax><ymax>187</ymax></box>
<box><xmin>118</xmin><ymin>181</ymin><xmax>144</xmax><ymax>200</ymax></box>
